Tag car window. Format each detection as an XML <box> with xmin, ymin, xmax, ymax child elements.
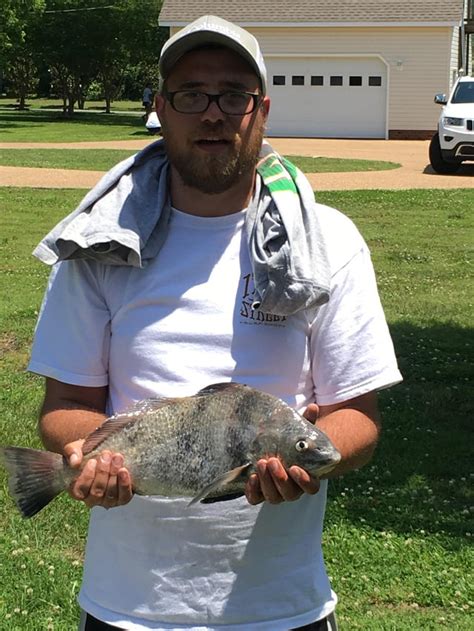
<box><xmin>451</xmin><ymin>81</ymin><xmax>474</xmax><ymax>104</ymax></box>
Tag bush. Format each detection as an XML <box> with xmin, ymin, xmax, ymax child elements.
<box><xmin>85</xmin><ymin>80</ymin><xmax>104</xmax><ymax>101</ymax></box>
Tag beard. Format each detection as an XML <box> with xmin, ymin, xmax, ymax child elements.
<box><xmin>162</xmin><ymin>117</ymin><xmax>265</xmax><ymax>195</ymax></box>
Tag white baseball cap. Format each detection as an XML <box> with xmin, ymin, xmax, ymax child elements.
<box><xmin>159</xmin><ymin>15</ymin><xmax>267</xmax><ymax>95</ymax></box>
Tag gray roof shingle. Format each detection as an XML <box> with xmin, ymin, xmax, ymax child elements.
<box><xmin>159</xmin><ymin>1</ymin><xmax>464</xmax><ymax>25</ymax></box>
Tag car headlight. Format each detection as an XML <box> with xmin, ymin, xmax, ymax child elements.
<box><xmin>443</xmin><ymin>117</ymin><xmax>464</xmax><ymax>126</ymax></box>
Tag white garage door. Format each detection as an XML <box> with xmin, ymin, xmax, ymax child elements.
<box><xmin>265</xmin><ymin>56</ymin><xmax>387</xmax><ymax>138</ymax></box>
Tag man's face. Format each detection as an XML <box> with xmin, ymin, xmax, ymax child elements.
<box><xmin>156</xmin><ymin>47</ymin><xmax>270</xmax><ymax>195</ymax></box>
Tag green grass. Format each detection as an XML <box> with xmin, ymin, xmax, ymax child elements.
<box><xmin>0</xmin><ymin>108</ymin><xmax>149</xmax><ymax>142</ymax></box>
<box><xmin>0</xmin><ymin>148</ymin><xmax>139</xmax><ymax>171</ymax></box>
<box><xmin>0</xmin><ymin>148</ymin><xmax>400</xmax><ymax>173</ymax></box>
<box><xmin>286</xmin><ymin>155</ymin><xmax>401</xmax><ymax>172</ymax></box>
<box><xmin>1</xmin><ymin>188</ymin><xmax>473</xmax><ymax>629</ymax></box>
<box><xmin>0</xmin><ymin>96</ymin><xmax>143</xmax><ymax>112</ymax></box>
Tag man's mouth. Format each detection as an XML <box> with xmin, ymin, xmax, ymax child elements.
<box><xmin>194</xmin><ymin>137</ymin><xmax>232</xmax><ymax>151</ymax></box>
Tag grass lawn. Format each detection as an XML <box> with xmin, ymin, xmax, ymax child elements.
<box><xmin>0</xmin><ymin>148</ymin><xmax>400</xmax><ymax>173</ymax></box>
<box><xmin>0</xmin><ymin>106</ymin><xmax>400</xmax><ymax>172</ymax></box>
<box><xmin>0</xmin><ymin>96</ymin><xmax>143</xmax><ymax>112</ymax></box>
<box><xmin>0</xmin><ymin>108</ymin><xmax>148</xmax><ymax>142</ymax></box>
<box><xmin>0</xmin><ymin>187</ymin><xmax>473</xmax><ymax>629</ymax></box>
<box><xmin>286</xmin><ymin>155</ymin><xmax>400</xmax><ymax>172</ymax></box>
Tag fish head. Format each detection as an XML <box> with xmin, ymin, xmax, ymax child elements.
<box><xmin>272</xmin><ymin>411</ymin><xmax>341</xmax><ymax>478</ymax></box>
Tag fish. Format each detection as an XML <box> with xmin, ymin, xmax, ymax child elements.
<box><xmin>0</xmin><ymin>382</ymin><xmax>341</xmax><ymax>518</ymax></box>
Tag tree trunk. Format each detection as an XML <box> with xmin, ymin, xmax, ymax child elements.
<box><xmin>67</xmin><ymin>94</ymin><xmax>75</xmax><ymax>116</ymax></box>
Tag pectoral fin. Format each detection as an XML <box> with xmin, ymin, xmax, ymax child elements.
<box><xmin>188</xmin><ymin>463</ymin><xmax>252</xmax><ymax>506</ymax></box>
<box><xmin>200</xmin><ymin>492</ymin><xmax>245</xmax><ymax>504</ymax></box>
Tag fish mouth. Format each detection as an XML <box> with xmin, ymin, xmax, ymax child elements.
<box><xmin>315</xmin><ymin>461</ymin><xmax>339</xmax><ymax>477</ymax></box>
<box><xmin>314</xmin><ymin>451</ymin><xmax>341</xmax><ymax>476</ymax></box>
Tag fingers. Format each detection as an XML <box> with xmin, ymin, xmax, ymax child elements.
<box><xmin>117</xmin><ymin>468</ymin><xmax>133</xmax><ymax>506</ymax></box>
<box><xmin>245</xmin><ymin>458</ymin><xmax>320</xmax><ymax>506</ymax></box>
<box><xmin>257</xmin><ymin>459</ymin><xmax>301</xmax><ymax>504</ymax></box>
<box><xmin>245</xmin><ymin>473</ymin><xmax>264</xmax><ymax>505</ymax></box>
<box><xmin>68</xmin><ymin>451</ymin><xmax>133</xmax><ymax>509</ymax></box>
<box><xmin>64</xmin><ymin>439</ymin><xmax>85</xmax><ymax>468</ymax></box>
<box><xmin>288</xmin><ymin>466</ymin><xmax>320</xmax><ymax>495</ymax></box>
<box><xmin>84</xmin><ymin>451</ymin><xmax>118</xmax><ymax>508</ymax></box>
<box><xmin>69</xmin><ymin>457</ymin><xmax>97</xmax><ymax>501</ymax></box>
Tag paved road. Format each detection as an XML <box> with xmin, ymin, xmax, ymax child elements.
<box><xmin>1</xmin><ymin>138</ymin><xmax>473</xmax><ymax>189</ymax></box>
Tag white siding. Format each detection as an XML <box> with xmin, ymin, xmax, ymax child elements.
<box><xmin>251</xmin><ymin>26</ymin><xmax>455</xmax><ymax>131</ymax></box>
<box><xmin>450</xmin><ymin>25</ymin><xmax>460</xmax><ymax>86</ymax></box>
<box><xmin>168</xmin><ymin>24</ymin><xmax>458</xmax><ymax>131</ymax></box>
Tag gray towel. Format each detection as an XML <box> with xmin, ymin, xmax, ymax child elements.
<box><xmin>33</xmin><ymin>139</ymin><xmax>330</xmax><ymax>316</ymax></box>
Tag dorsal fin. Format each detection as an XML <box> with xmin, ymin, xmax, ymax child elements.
<box><xmin>196</xmin><ymin>382</ymin><xmax>245</xmax><ymax>396</ymax></box>
<box><xmin>82</xmin><ymin>397</ymin><xmax>180</xmax><ymax>455</ymax></box>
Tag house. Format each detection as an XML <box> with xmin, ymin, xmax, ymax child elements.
<box><xmin>159</xmin><ymin>0</ymin><xmax>466</xmax><ymax>139</ymax></box>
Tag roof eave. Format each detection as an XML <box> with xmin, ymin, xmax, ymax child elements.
<box><xmin>160</xmin><ymin>20</ymin><xmax>462</xmax><ymax>28</ymax></box>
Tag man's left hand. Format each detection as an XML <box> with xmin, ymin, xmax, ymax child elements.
<box><xmin>244</xmin><ymin>402</ymin><xmax>320</xmax><ymax>505</ymax></box>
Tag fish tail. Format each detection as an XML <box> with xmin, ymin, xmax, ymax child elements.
<box><xmin>0</xmin><ymin>446</ymin><xmax>66</xmax><ymax>518</ymax></box>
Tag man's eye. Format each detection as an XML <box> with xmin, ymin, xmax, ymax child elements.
<box><xmin>181</xmin><ymin>92</ymin><xmax>202</xmax><ymax>101</ymax></box>
<box><xmin>224</xmin><ymin>92</ymin><xmax>248</xmax><ymax>104</ymax></box>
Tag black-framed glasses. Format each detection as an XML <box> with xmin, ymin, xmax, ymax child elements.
<box><xmin>164</xmin><ymin>90</ymin><xmax>262</xmax><ymax>115</ymax></box>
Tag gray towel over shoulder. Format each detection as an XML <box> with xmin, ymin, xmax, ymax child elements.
<box><xmin>33</xmin><ymin>139</ymin><xmax>330</xmax><ymax>316</ymax></box>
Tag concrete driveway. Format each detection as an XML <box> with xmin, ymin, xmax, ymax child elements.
<box><xmin>0</xmin><ymin>138</ymin><xmax>473</xmax><ymax>189</ymax></box>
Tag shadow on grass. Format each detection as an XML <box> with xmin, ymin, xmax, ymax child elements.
<box><xmin>328</xmin><ymin>321</ymin><xmax>473</xmax><ymax>544</ymax></box>
<box><xmin>0</xmin><ymin>109</ymin><xmax>142</xmax><ymax>128</ymax></box>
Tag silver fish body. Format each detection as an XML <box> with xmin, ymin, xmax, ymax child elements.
<box><xmin>0</xmin><ymin>383</ymin><xmax>341</xmax><ymax>517</ymax></box>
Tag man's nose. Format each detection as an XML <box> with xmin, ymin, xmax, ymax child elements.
<box><xmin>200</xmin><ymin>99</ymin><xmax>225</xmax><ymax>123</ymax></box>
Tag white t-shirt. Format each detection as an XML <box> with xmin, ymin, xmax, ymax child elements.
<box><xmin>29</xmin><ymin>204</ymin><xmax>402</xmax><ymax>630</ymax></box>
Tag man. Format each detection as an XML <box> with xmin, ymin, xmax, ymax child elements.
<box><xmin>142</xmin><ymin>83</ymin><xmax>154</xmax><ymax>119</ymax></box>
<box><xmin>29</xmin><ymin>15</ymin><xmax>402</xmax><ymax>631</ymax></box>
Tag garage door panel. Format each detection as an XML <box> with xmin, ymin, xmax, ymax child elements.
<box><xmin>266</xmin><ymin>57</ymin><xmax>387</xmax><ymax>138</ymax></box>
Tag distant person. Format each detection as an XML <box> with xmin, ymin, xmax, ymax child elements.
<box><xmin>142</xmin><ymin>83</ymin><xmax>153</xmax><ymax>119</ymax></box>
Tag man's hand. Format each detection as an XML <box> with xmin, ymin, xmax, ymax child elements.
<box><xmin>64</xmin><ymin>439</ymin><xmax>133</xmax><ymax>510</ymax></box>
<box><xmin>244</xmin><ymin>402</ymin><xmax>320</xmax><ymax>505</ymax></box>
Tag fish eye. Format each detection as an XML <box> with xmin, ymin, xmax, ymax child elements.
<box><xmin>295</xmin><ymin>440</ymin><xmax>309</xmax><ymax>452</ymax></box>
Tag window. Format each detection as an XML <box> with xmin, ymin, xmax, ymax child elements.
<box><xmin>311</xmin><ymin>76</ymin><xmax>324</xmax><ymax>86</ymax></box>
<box><xmin>273</xmin><ymin>75</ymin><xmax>286</xmax><ymax>86</ymax></box>
<box><xmin>292</xmin><ymin>75</ymin><xmax>305</xmax><ymax>86</ymax></box>
<box><xmin>369</xmin><ymin>76</ymin><xmax>382</xmax><ymax>87</ymax></box>
<box><xmin>330</xmin><ymin>76</ymin><xmax>343</xmax><ymax>86</ymax></box>
<box><xmin>349</xmin><ymin>76</ymin><xmax>362</xmax><ymax>86</ymax></box>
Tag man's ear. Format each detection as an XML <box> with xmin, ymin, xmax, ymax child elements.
<box><xmin>155</xmin><ymin>94</ymin><xmax>166</xmax><ymax>116</ymax></box>
<box><xmin>261</xmin><ymin>96</ymin><xmax>270</xmax><ymax>119</ymax></box>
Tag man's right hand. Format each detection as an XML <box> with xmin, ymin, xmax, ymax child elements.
<box><xmin>64</xmin><ymin>440</ymin><xmax>133</xmax><ymax>510</ymax></box>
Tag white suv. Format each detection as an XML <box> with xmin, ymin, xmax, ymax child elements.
<box><xmin>429</xmin><ymin>76</ymin><xmax>474</xmax><ymax>174</ymax></box>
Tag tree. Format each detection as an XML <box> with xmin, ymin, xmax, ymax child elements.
<box><xmin>6</xmin><ymin>54</ymin><xmax>39</xmax><ymax>108</ymax></box>
<box><xmin>1</xmin><ymin>0</ymin><xmax>44</xmax><ymax>105</ymax></box>
<box><xmin>2</xmin><ymin>0</ymin><xmax>168</xmax><ymax>111</ymax></box>
<box><xmin>32</xmin><ymin>0</ymin><xmax>166</xmax><ymax>113</ymax></box>
<box><xmin>90</xmin><ymin>0</ymin><xmax>166</xmax><ymax>111</ymax></box>
<box><xmin>33</xmin><ymin>0</ymin><xmax>112</xmax><ymax>114</ymax></box>
<box><xmin>99</xmin><ymin>62</ymin><xmax>124</xmax><ymax>113</ymax></box>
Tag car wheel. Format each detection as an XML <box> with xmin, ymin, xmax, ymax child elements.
<box><xmin>429</xmin><ymin>133</ymin><xmax>461</xmax><ymax>174</ymax></box>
